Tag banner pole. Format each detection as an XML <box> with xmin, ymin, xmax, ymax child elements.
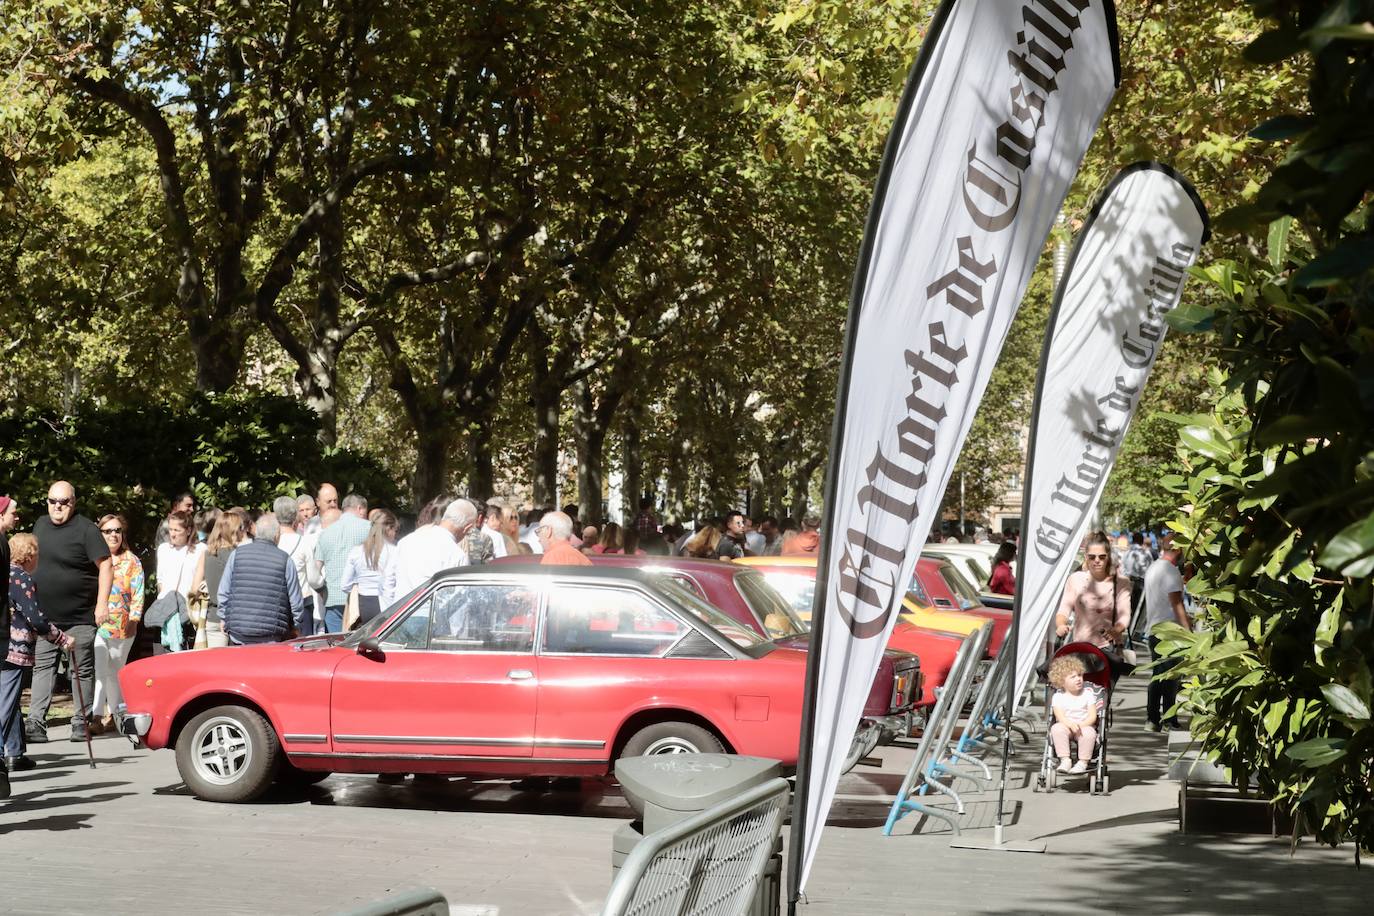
<box><xmin>952</xmin><ymin>210</ymin><xmax>1084</xmax><ymax>857</ymax></box>
<box><xmin>967</xmin><ymin>161</ymin><xmax>1211</xmax><ymax>855</ymax></box>
<box><xmin>784</xmin><ymin>2</ymin><xmax>962</xmax><ymax>908</ymax></box>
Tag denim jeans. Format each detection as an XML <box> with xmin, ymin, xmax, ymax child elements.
<box><xmin>323</xmin><ymin>606</ymin><xmax>345</xmax><ymax>634</ymax></box>
<box><xmin>0</xmin><ymin>663</ymin><xmax>26</xmax><ymax>757</ymax></box>
<box><xmin>1147</xmin><ymin>634</ymin><xmax>1181</xmax><ymax>726</ymax></box>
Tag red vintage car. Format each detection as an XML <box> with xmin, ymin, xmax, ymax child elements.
<box><xmin>117</xmin><ymin>566</ymin><xmax>811</xmax><ymax>803</ymax></box>
<box><xmin>730</xmin><ymin>556</ymin><xmax>973</xmax><ymax>713</ymax></box>
<box><xmin>497</xmin><ymin>554</ymin><xmax>920</xmax><ymax>735</ymax></box>
<box><xmin>912</xmin><ymin>555</ymin><xmax>1011</xmax><ymax>655</ymax></box>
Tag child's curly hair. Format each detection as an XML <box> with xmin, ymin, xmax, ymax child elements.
<box><xmin>1048</xmin><ymin>654</ymin><xmax>1086</xmax><ymax>688</ymax></box>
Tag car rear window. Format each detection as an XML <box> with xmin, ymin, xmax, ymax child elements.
<box><xmin>965</xmin><ymin>558</ymin><xmax>989</xmax><ymax>587</ymax></box>
<box><xmin>654</xmin><ymin>578</ymin><xmax>766</xmax><ymax>649</ymax></box>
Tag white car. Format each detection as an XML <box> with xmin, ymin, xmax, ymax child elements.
<box><xmin>923</xmin><ymin>543</ymin><xmax>1000</xmax><ymax>593</ymax></box>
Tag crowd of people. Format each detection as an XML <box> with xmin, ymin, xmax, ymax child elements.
<box><xmin>0</xmin><ymin>481</ymin><xmax>822</xmax><ymax>793</ymax></box>
<box><xmin>0</xmin><ymin>473</ymin><xmax>1195</xmax><ymax>801</ymax></box>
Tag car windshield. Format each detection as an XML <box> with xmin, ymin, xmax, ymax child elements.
<box><xmin>761</xmin><ymin>571</ymin><xmax>817</xmax><ymax>624</ymax></box>
<box><xmin>940</xmin><ymin>565</ymin><xmax>983</xmax><ymax>611</ymax></box>
<box><xmin>652</xmin><ymin>577</ymin><xmax>766</xmax><ymax>649</ymax></box>
<box><xmin>734</xmin><ymin>572</ymin><xmax>807</xmax><ymax>638</ymax></box>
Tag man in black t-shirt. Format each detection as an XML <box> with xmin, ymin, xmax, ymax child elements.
<box><xmin>715</xmin><ymin>510</ymin><xmax>749</xmax><ymax>560</ymax></box>
<box><xmin>28</xmin><ymin>481</ymin><xmax>110</xmax><ymax>743</ymax></box>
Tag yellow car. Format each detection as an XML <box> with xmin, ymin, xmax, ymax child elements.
<box><xmin>733</xmin><ymin>556</ymin><xmax>984</xmax><ymax>638</ymax></box>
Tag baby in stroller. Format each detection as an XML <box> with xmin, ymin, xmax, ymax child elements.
<box><xmin>1048</xmin><ymin>655</ymin><xmax>1098</xmax><ymax>774</ymax></box>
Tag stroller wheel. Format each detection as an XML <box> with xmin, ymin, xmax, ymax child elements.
<box><xmin>1101</xmin><ymin>774</ymin><xmax>1110</xmax><ymax>795</ymax></box>
<box><xmin>1088</xmin><ymin>776</ymin><xmax>1098</xmax><ymax>795</ymax></box>
<box><xmin>1047</xmin><ymin>767</ymin><xmax>1057</xmax><ymax>791</ymax></box>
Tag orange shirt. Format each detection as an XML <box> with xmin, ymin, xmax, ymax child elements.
<box><xmin>782</xmin><ymin>530</ymin><xmax>820</xmax><ymax>556</ymax></box>
<box><xmin>540</xmin><ymin>541</ymin><xmax>592</xmax><ymax>566</ymax></box>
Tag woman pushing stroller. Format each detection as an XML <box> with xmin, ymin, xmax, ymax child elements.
<box><xmin>1054</xmin><ymin>530</ymin><xmax>1133</xmax><ymax>677</ymax></box>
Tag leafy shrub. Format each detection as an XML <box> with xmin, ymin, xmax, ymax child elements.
<box><xmin>1158</xmin><ymin>0</ymin><xmax>1374</xmax><ymax>855</ymax></box>
<box><xmin>0</xmin><ymin>392</ymin><xmax>403</xmax><ymax>549</ymax></box>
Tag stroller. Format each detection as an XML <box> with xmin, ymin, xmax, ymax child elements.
<box><xmin>1035</xmin><ymin>641</ymin><xmax>1115</xmax><ymax>795</ymax></box>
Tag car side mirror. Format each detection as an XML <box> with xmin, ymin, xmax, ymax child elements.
<box><xmin>357</xmin><ymin>636</ymin><xmax>384</xmax><ymax>660</ymax></box>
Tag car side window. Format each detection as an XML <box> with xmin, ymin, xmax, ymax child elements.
<box><xmin>381</xmin><ymin>584</ymin><xmax>536</xmax><ymax>653</ymax></box>
<box><xmin>430</xmin><ymin>584</ymin><xmax>537</xmax><ymax>653</ymax></box>
<box><xmin>907</xmin><ymin>573</ymin><xmax>934</xmax><ymax>607</ymax></box>
<box><xmin>542</xmin><ymin>587</ymin><xmax>687</xmax><ymax>657</ymax></box>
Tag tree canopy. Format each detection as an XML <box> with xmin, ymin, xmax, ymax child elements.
<box><xmin>0</xmin><ymin>0</ymin><xmax>1316</xmax><ymax>533</ymax></box>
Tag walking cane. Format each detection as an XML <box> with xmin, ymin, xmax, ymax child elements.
<box><xmin>67</xmin><ymin>647</ymin><xmax>97</xmax><ymax>769</ymax></box>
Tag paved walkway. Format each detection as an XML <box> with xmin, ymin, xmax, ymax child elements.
<box><xmin>0</xmin><ymin>672</ymin><xmax>1367</xmax><ymax>914</ymax></box>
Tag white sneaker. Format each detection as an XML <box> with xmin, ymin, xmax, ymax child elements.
<box><xmin>1070</xmin><ymin>760</ymin><xmax>1088</xmax><ymax>775</ymax></box>
<box><xmin>1056</xmin><ymin>758</ymin><xmax>1071</xmax><ymax>773</ymax></box>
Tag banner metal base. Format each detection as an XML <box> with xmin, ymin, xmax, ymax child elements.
<box><xmin>948</xmin><ymin>823</ymin><xmax>1047</xmax><ymax>853</ymax></box>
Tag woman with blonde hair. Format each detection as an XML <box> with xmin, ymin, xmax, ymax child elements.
<box><xmin>597</xmin><ymin>523</ymin><xmax>624</xmax><ymax>555</ymax></box>
<box><xmin>153</xmin><ymin>510</ymin><xmax>204</xmax><ymax>653</ymax></box>
<box><xmin>341</xmin><ymin>509</ymin><xmax>399</xmax><ymax>628</ymax></box>
<box><xmin>1055</xmin><ymin>530</ymin><xmax>1133</xmax><ymax>649</ymax></box>
<box><xmin>91</xmin><ymin>514</ymin><xmax>143</xmax><ymax>732</ymax></box>
<box><xmin>683</xmin><ymin>526</ymin><xmax>723</xmax><ymax>559</ymax></box>
<box><xmin>190</xmin><ymin>512</ymin><xmax>243</xmax><ymax>649</ymax></box>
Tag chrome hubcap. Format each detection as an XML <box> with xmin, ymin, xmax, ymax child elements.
<box><xmin>192</xmin><ymin>716</ymin><xmax>252</xmax><ymax>785</ymax></box>
<box><xmin>643</xmin><ymin>736</ymin><xmax>701</xmax><ymax>755</ymax></box>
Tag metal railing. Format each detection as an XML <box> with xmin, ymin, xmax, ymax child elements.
<box><xmin>601</xmin><ymin>777</ymin><xmax>790</xmax><ymax>916</ymax></box>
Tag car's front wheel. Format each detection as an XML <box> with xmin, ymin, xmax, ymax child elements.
<box><xmin>621</xmin><ymin>721</ymin><xmax>724</xmax><ymax>758</ymax></box>
<box><xmin>175</xmin><ymin>705</ymin><xmax>280</xmax><ymax>803</ymax></box>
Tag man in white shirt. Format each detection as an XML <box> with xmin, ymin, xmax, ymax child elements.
<box><xmin>481</xmin><ymin>497</ymin><xmax>513</xmax><ymax>560</ymax></box>
<box><xmin>1143</xmin><ymin>546</ymin><xmax>1190</xmax><ymax>732</ymax></box>
<box><xmin>382</xmin><ymin>498</ymin><xmax>478</xmax><ymax>605</ymax></box>
<box><xmin>519</xmin><ymin>508</ymin><xmax>545</xmax><ymax>555</ymax></box>
<box><xmin>273</xmin><ymin>496</ymin><xmax>324</xmax><ymax>634</ymax></box>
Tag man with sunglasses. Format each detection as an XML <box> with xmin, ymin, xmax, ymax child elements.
<box><xmin>28</xmin><ymin>481</ymin><xmax>110</xmax><ymax>744</ymax></box>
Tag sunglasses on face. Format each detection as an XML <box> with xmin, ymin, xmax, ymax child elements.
<box><xmin>100</xmin><ymin>527</ymin><xmax>123</xmax><ymax>535</ymax></box>
<box><xmin>1086</xmin><ymin>553</ymin><xmax>1109</xmax><ymax>560</ymax></box>
<box><xmin>47</xmin><ymin>497</ymin><xmax>73</xmax><ymax>507</ymax></box>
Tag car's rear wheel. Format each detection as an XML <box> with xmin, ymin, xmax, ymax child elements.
<box><xmin>175</xmin><ymin>705</ymin><xmax>280</xmax><ymax>803</ymax></box>
<box><xmin>621</xmin><ymin>721</ymin><xmax>724</xmax><ymax>758</ymax></box>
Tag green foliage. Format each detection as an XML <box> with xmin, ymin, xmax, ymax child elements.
<box><xmin>1159</xmin><ymin>0</ymin><xmax>1374</xmax><ymax>854</ymax></box>
<box><xmin>0</xmin><ymin>393</ymin><xmax>401</xmax><ymax>547</ymax></box>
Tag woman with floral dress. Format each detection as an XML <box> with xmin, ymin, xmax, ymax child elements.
<box><xmin>91</xmin><ymin>513</ymin><xmax>143</xmax><ymax>733</ymax></box>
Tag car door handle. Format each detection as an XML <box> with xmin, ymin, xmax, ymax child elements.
<box><xmin>508</xmin><ymin>669</ymin><xmax>534</xmax><ymax>680</ymax></box>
